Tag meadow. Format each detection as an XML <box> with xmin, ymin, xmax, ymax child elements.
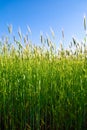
<box><xmin>0</xmin><ymin>18</ymin><xmax>87</xmax><ymax>130</ymax></box>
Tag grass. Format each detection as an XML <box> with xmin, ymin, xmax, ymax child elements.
<box><xmin>0</xmin><ymin>18</ymin><xmax>87</xmax><ymax>130</ymax></box>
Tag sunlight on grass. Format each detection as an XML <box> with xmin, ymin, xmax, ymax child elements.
<box><xmin>0</xmin><ymin>17</ymin><xmax>87</xmax><ymax>130</ymax></box>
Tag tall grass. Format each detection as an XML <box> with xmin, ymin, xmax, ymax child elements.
<box><xmin>0</xmin><ymin>18</ymin><xmax>87</xmax><ymax>130</ymax></box>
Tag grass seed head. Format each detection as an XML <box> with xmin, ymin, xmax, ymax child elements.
<box><xmin>50</xmin><ymin>27</ymin><xmax>55</xmax><ymax>38</ymax></box>
<box><xmin>7</xmin><ymin>24</ymin><xmax>13</xmax><ymax>34</ymax></box>
<box><xmin>84</xmin><ymin>15</ymin><xmax>86</xmax><ymax>31</ymax></box>
<box><xmin>27</xmin><ymin>25</ymin><xmax>32</xmax><ymax>34</ymax></box>
<box><xmin>62</xmin><ymin>29</ymin><xmax>64</xmax><ymax>39</ymax></box>
<box><xmin>72</xmin><ymin>37</ymin><xmax>77</xmax><ymax>46</ymax></box>
<box><xmin>18</xmin><ymin>27</ymin><xmax>22</xmax><ymax>39</ymax></box>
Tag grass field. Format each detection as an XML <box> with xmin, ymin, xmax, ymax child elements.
<box><xmin>0</xmin><ymin>20</ymin><xmax>87</xmax><ymax>130</ymax></box>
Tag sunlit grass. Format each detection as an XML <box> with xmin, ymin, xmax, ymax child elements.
<box><xmin>0</xmin><ymin>17</ymin><xmax>87</xmax><ymax>130</ymax></box>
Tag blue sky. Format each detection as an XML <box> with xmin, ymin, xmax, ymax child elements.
<box><xmin>0</xmin><ymin>0</ymin><xmax>87</xmax><ymax>47</ymax></box>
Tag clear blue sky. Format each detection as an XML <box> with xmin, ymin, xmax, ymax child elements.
<box><xmin>0</xmin><ymin>0</ymin><xmax>87</xmax><ymax>47</ymax></box>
